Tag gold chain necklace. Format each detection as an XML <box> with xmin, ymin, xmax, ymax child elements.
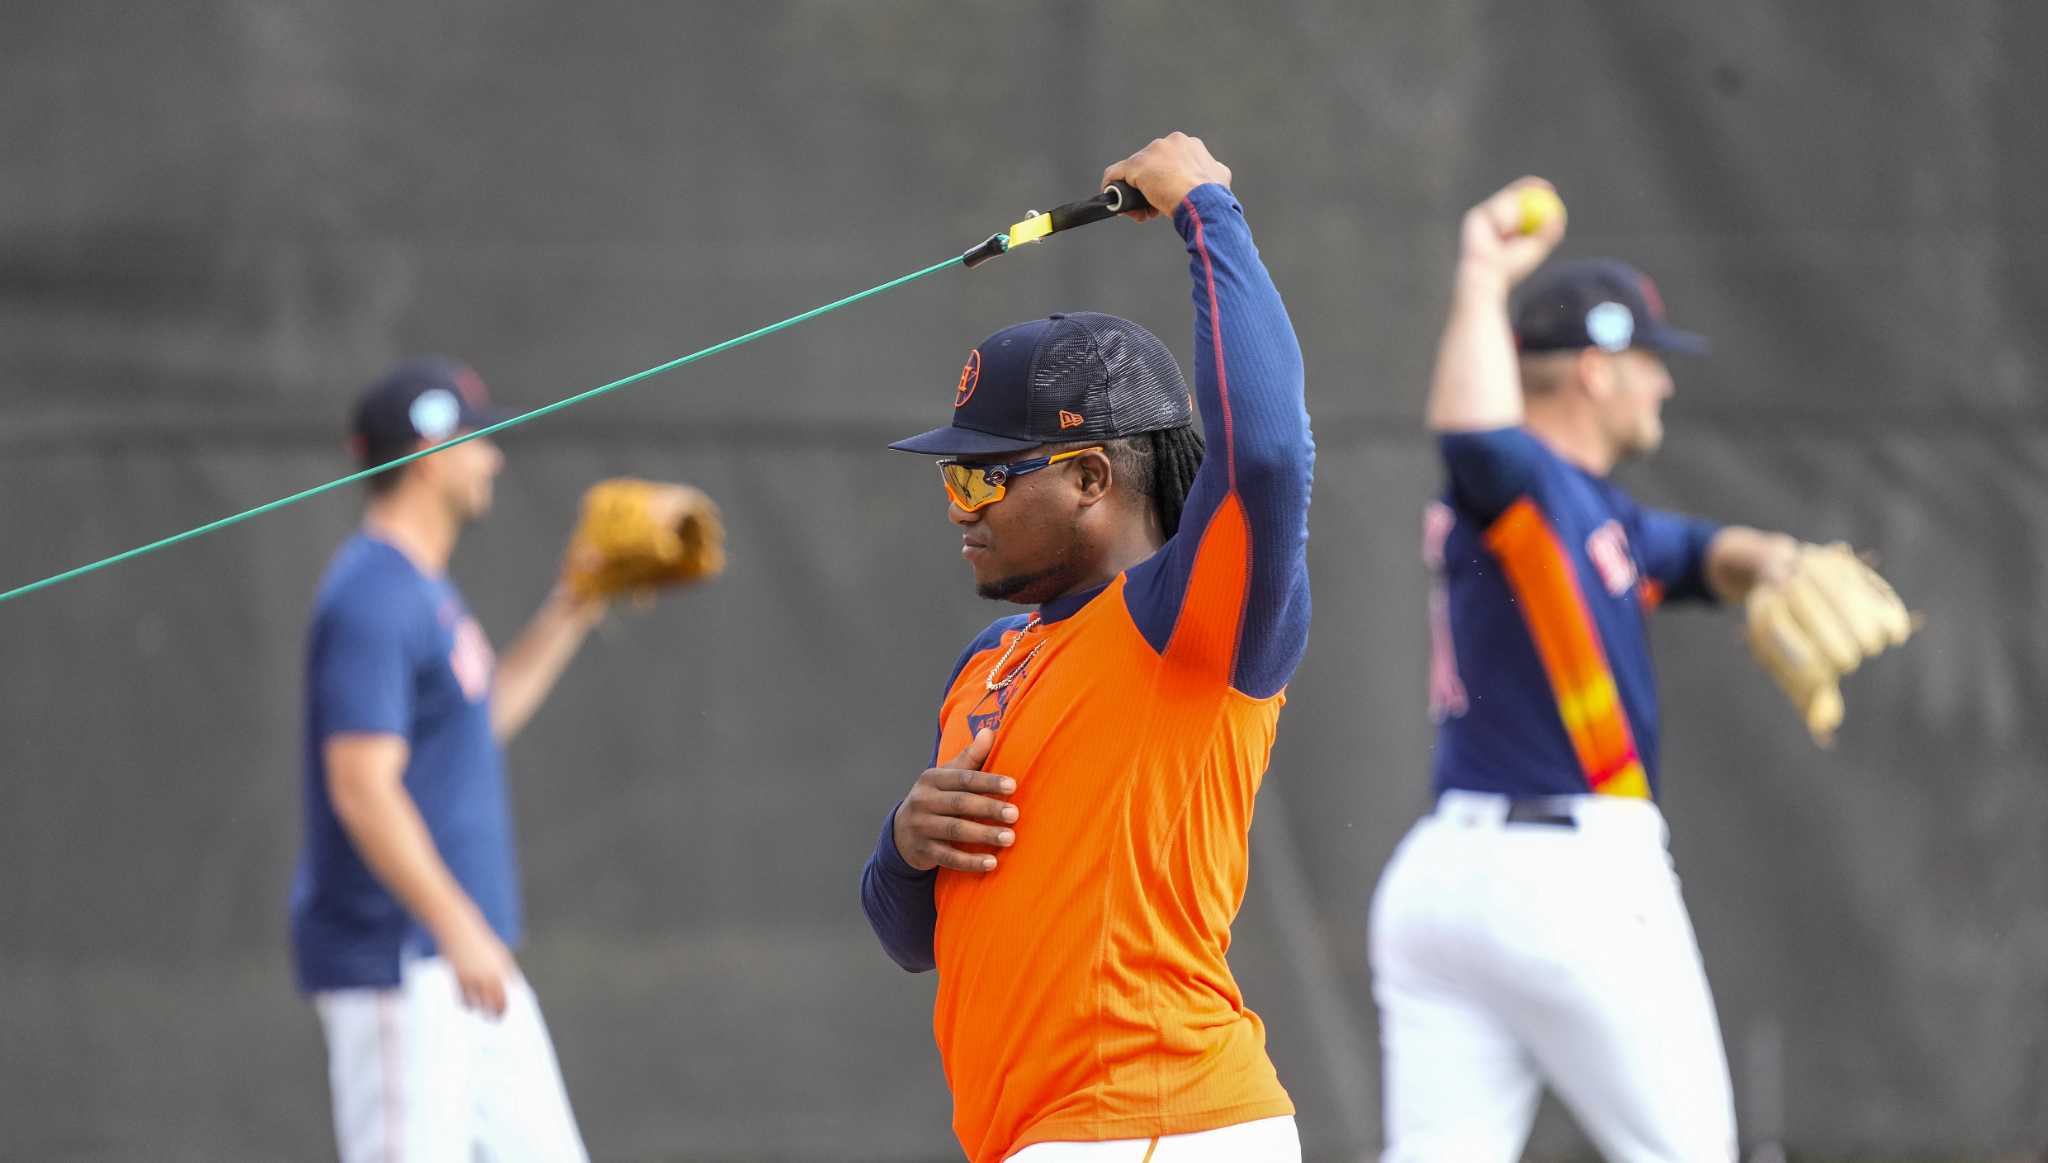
<box><xmin>985</xmin><ymin>617</ymin><xmax>1047</xmax><ymax>691</ymax></box>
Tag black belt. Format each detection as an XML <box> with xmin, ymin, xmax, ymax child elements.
<box><xmin>1504</xmin><ymin>798</ymin><xmax>1579</xmax><ymax>829</ymax></box>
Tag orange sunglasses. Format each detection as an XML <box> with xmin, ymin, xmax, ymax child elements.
<box><xmin>936</xmin><ymin>446</ymin><xmax>1104</xmax><ymax>512</ymax></box>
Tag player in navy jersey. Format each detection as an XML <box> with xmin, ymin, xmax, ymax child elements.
<box><xmin>290</xmin><ymin>358</ymin><xmax>696</xmax><ymax>1162</ymax></box>
<box><xmin>1369</xmin><ymin>180</ymin><xmax>1822</xmax><ymax>1161</ymax></box>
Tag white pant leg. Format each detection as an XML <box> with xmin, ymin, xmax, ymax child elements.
<box><xmin>1504</xmin><ymin>837</ymin><xmax>1737</xmax><ymax>1163</ymax></box>
<box><xmin>1371</xmin><ymin>795</ymin><xmax>1737</xmax><ymax>1163</ymax></box>
<box><xmin>1370</xmin><ymin>821</ymin><xmax>1544</xmax><ymax>1163</ymax></box>
<box><xmin>1005</xmin><ymin>1117</ymin><xmax>1301</xmax><ymax>1162</ymax></box>
<box><xmin>314</xmin><ymin>987</ymin><xmax>402</xmax><ymax>1163</ymax></box>
<box><xmin>473</xmin><ymin>975</ymin><xmax>588</xmax><ymax>1163</ymax></box>
<box><xmin>315</xmin><ymin>956</ymin><xmax>586</xmax><ymax>1163</ymax></box>
<box><xmin>316</xmin><ymin>959</ymin><xmax>472</xmax><ymax>1163</ymax></box>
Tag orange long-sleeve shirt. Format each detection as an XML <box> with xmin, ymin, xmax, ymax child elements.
<box><xmin>863</xmin><ymin>183</ymin><xmax>1313</xmax><ymax>1162</ymax></box>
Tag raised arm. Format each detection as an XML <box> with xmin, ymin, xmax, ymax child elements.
<box><xmin>1427</xmin><ymin>178</ymin><xmax>1566</xmax><ymax>433</ymax></box>
<box><xmin>1110</xmin><ymin>135</ymin><xmax>1314</xmax><ymax>699</ymax></box>
<box><xmin>490</xmin><ymin>588</ymin><xmax>605</xmax><ymax>742</ymax></box>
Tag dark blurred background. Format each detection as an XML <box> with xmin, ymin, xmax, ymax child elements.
<box><xmin>2</xmin><ymin>2</ymin><xmax>2042</xmax><ymax>1159</ymax></box>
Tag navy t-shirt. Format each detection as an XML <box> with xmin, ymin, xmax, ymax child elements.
<box><xmin>1425</xmin><ymin>428</ymin><xmax>1720</xmax><ymax>801</ymax></box>
<box><xmin>289</xmin><ymin>532</ymin><xmax>521</xmax><ymax>993</ymax></box>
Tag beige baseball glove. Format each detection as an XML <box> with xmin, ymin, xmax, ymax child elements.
<box><xmin>1744</xmin><ymin>542</ymin><xmax>1915</xmax><ymax>746</ymax></box>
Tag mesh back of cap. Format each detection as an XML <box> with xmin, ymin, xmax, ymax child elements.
<box><xmin>1025</xmin><ymin>313</ymin><xmax>1191</xmax><ymax>439</ymax></box>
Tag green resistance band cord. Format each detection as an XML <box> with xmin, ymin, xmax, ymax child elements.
<box><xmin>0</xmin><ymin>248</ymin><xmax>983</xmax><ymax>608</ymax></box>
<box><xmin>0</xmin><ymin>179</ymin><xmax>1152</xmax><ymax>608</ymax></box>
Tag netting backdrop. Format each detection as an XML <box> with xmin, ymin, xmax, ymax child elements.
<box><xmin>1</xmin><ymin>3</ymin><xmax>2042</xmax><ymax>1159</ymax></box>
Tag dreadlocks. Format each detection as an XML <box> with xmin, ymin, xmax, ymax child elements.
<box><xmin>1096</xmin><ymin>423</ymin><xmax>1205</xmax><ymax>539</ymax></box>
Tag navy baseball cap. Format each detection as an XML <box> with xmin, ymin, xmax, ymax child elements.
<box><xmin>349</xmin><ymin>356</ymin><xmax>507</xmax><ymax>465</ymax></box>
<box><xmin>890</xmin><ymin>312</ymin><xmax>1193</xmax><ymax>457</ymax></box>
<box><xmin>1513</xmin><ymin>259</ymin><xmax>1708</xmax><ymax>356</ymax></box>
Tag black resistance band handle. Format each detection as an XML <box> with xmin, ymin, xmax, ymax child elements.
<box><xmin>960</xmin><ymin>181</ymin><xmax>1155</xmax><ymax>269</ymax></box>
<box><xmin>1050</xmin><ymin>180</ymin><xmax>1153</xmax><ymax>230</ymax></box>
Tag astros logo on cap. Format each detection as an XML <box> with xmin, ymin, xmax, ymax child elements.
<box><xmin>954</xmin><ymin>349</ymin><xmax>981</xmax><ymax>409</ymax></box>
<box><xmin>409</xmin><ymin>388</ymin><xmax>462</xmax><ymax>440</ymax></box>
<box><xmin>1585</xmin><ymin>302</ymin><xmax>1635</xmax><ymax>353</ymax></box>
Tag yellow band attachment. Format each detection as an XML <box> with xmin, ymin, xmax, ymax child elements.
<box><xmin>1006</xmin><ymin>212</ymin><xmax>1054</xmax><ymax>246</ymax></box>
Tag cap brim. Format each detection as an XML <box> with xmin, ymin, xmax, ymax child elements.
<box><xmin>888</xmin><ymin>424</ymin><xmax>1045</xmax><ymax>456</ymax></box>
<box><xmin>1640</xmin><ymin>326</ymin><xmax>1710</xmax><ymax>356</ymax></box>
<box><xmin>459</xmin><ymin>405</ymin><xmax>517</xmax><ymax>432</ymax></box>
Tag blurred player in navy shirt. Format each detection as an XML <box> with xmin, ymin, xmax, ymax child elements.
<box><xmin>1370</xmin><ymin>181</ymin><xmax>1814</xmax><ymax>1162</ymax></box>
<box><xmin>291</xmin><ymin>358</ymin><xmax>686</xmax><ymax>1162</ymax></box>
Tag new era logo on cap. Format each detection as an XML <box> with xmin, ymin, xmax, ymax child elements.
<box><xmin>891</xmin><ymin>312</ymin><xmax>1192</xmax><ymax>457</ymax></box>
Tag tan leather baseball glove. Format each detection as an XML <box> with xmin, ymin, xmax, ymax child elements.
<box><xmin>1744</xmin><ymin>542</ymin><xmax>1915</xmax><ymax>746</ymax></box>
<box><xmin>562</xmin><ymin>478</ymin><xmax>725</xmax><ymax>603</ymax></box>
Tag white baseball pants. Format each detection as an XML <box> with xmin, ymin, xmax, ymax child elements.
<box><xmin>1005</xmin><ymin>1115</ymin><xmax>1301</xmax><ymax>1161</ymax></box>
<box><xmin>1369</xmin><ymin>791</ymin><xmax>1737</xmax><ymax>1163</ymax></box>
<box><xmin>313</xmin><ymin>955</ymin><xmax>587</xmax><ymax>1163</ymax></box>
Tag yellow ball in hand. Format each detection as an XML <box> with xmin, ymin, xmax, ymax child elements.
<box><xmin>1516</xmin><ymin>185</ymin><xmax>1565</xmax><ymax>235</ymax></box>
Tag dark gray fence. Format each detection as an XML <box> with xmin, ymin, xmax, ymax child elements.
<box><xmin>2</xmin><ymin>2</ymin><xmax>2042</xmax><ymax>1158</ymax></box>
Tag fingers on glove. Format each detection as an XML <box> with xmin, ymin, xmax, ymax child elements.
<box><xmin>1747</xmin><ymin>586</ymin><xmax>1843</xmax><ymax>747</ymax></box>
<box><xmin>1804</xmin><ymin>683</ymin><xmax>1844</xmax><ymax>748</ymax></box>
<box><xmin>1835</xmin><ymin>545</ymin><xmax>1916</xmax><ymax>648</ymax></box>
<box><xmin>1751</xmin><ymin>542</ymin><xmax>1919</xmax><ymax>746</ymax></box>
<box><xmin>1781</xmin><ymin>563</ymin><xmax>1866</xmax><ymax>675</ymax></box>
<box><xmin>1802</xmin><ymin>544</ymin><xmax>1892</xmax><ymax>659</ymax></box>
<box><xmin>1746</xmin><ymin>586</ymin><xmax>1833</xmax><ymax>704</ymax></box>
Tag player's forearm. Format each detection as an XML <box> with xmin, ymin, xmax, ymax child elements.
<box><xmin>328</xmin><ymin>767</ymin><xmax>491</xmax><ymax>945</ymax></box>
<box><xmin>490</xmin><ymin>589</ymin><xmax>605</xmax><ymax>742</ymax></box>
<box><xmin>1172</xmin><ymin>185</ymin><xmax>1313</xmax><ymax>558</ymax></box>
<box><xmin>1426</xmin><ymin>265</ymin><xmax>1526</xmax><ymax>433</ymax></box>
<box><xmin>1704</xmin><ymin>526</ymin><xmax>1800</xmax><ymax>603</ymax></box>
<box><xmin>1175</xmin><ymin>184</ymin><xmax>1310</xmax><ymax>484</ymax></box>
<box><xmin>860</xmin><ymin>806</ymin><xmax>938</xmax><ymax>972</ymax></box>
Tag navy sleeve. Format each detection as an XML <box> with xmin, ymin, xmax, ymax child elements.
<box><xmin>1438</xmin><ymin>427</ymin><xmax>1551</xmax><ymax>523</ymax></box>
<box><xmin>1123</xmin><ymin>183</ymin><xmax>1314</xmax><ymax>699</ymax></box>
<box><xmin>858</xmin><ymin>616</ymin><xmax>1024</xmax><ymax>973</ymax></box>
<box><xmin>1628</xmin><ymin>503</ymin><xmax>1723</xmax><ymax>605</ymax></box>
<box><xmin>859</xmin><ymin>806</ymin><xmax>938</xmax><ymax>972</ymax></box>
<box><xmin>310</xmin><ymin>587</ymin><xmax>416</xmax><ymax>738</ymax></box>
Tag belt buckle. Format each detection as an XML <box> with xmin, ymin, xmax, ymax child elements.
<box><xmin>1504</xmin><ymin>797</ymin><xmax>1578</xmax><ymax>829</ymax></box>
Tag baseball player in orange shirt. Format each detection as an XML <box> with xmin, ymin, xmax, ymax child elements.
<box><xmin>860</xmin><ymin>133</ymin><xmax>1315</xmax><ymax>1162</ymax></box>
